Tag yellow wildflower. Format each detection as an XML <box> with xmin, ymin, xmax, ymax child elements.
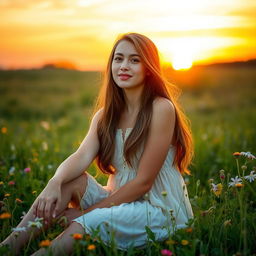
<box><xmin>39</xmin><ymin>239</ymin><xmax>51</xmax><ymax>247</ymax></box>
<box><xmin>4</xmin><ymin>193</ymin><xmax>10</xmax><ymax>197</ymax></box>
<box><xmin>185</xmin><ymin>227</ymin><xmax>193</xmax><ymax>233</ymax></box>
<box><xmin>73</xmin><ymin>233</ymin><xmax>83</xmax><ymax>240</ymax></box>
<box><xmin>235</xmin><ymin>183</ymin><xmax>244</xmax><ymax>188</ymax></box>
<box><xmin>181</xmin><ymin>240</ymin><xmax>189</xmax><ymax>245</ymax></box>
<box><xmin>87</xmin><ymin>244</ymin><xmax>96</xmax><ymax>250</ymax></box>
<box><xmin>0</xmin><ymin>212</ymin><xmax>11</xmax><ymax>219</ymax></box>
<box><xmin>1</xmin><ymin>127</ymin><xmax>7</xmax><ymax>134</ymax></box>
<box><xmin>211</xmin><ymin>183</ymin><xmax>223</xmax><ymax>197</ymax></box>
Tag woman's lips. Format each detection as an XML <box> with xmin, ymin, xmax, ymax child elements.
<box><xmin>118</xmin><ymin>75</ymin><xmax>132</xmax><ymax>81</ymax></box>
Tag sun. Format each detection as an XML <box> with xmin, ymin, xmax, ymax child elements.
<box><xmin>172</xmin><ymin>53</ymin><xmax>193</xmax><ymax>70</ymax></box>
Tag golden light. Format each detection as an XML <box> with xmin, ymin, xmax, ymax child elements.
<box><xmin>172</xmin><ymin>53</ymin><xmax>193</xmax><ymax>71</ymax></box>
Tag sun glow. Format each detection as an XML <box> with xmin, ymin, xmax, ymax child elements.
<box><xmin>172</xmin><ymin>53</ymin><xmax>193</xmax><ymax>70</ymax></box>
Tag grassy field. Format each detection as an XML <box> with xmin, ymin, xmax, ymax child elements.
<box><xmin>0</xmin><ymin>67</ymin><xmax>255</xmax><ymax>255</ymax></box>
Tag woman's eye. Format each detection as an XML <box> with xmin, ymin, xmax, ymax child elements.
<box><xmin>131</xmin><ymin>58</ymin><xmax>140</xmax><ymax>63</ymax></box>
<box><xmin>114</xmin><ymin>57</ymin><xmax>122</xmax><ymax>61</ymax></box>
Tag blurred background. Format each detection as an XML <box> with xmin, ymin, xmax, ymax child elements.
<box><xmin>0</xmin><ymin>0</ymin><xmax>256</xmax><ymax>185</ymax></box>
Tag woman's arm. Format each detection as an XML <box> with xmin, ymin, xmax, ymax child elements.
<box><xmin>50</xmin><ymin>108</ymin><xmax>103</xmax><ymax>185</ymax></box>
<box><xmin>84</xmin><ymin>98</ymin><xmax>176</xmax><ymax>214</ymax></box>
<box><xmin>34</xmin><ymin>108</ymin><xmax>103</xmax><ymax>219</ymax></box>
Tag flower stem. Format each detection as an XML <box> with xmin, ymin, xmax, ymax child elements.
<box><xmin>236</xmin><ymin>159</ymin><xmax>241</xmax><ymax>177</ymax></box>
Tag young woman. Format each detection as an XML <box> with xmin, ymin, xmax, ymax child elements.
<box><xmin>1</xmin><ymin>32</ymin><xmax>194</xmax><ymax>255</ymax></box>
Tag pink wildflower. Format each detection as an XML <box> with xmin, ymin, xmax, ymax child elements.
<box><xmin>8</xmin><ymin>181</ymin><xmax>15</xmax><ymax>186</ymax></box>
<box><xmin>24</xmin><ymin>167</ymin><xmax>31</xmax><ymax>173</ymax></box>
<box><xmin>161</xmin><ymin>249</ymin><xmax>173</xmax><ymax>256</ymax></box>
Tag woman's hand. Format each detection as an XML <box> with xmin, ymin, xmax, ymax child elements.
<box><xmin>33</xmin><ymin>178</ymin><xmax>62</xmax><ymax>223</ymax></box>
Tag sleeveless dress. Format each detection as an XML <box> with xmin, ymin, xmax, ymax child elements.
<box><xmin>72</xmin><ymin>128</ymin><xmax>194</xmax><ymax>250</ymax></box>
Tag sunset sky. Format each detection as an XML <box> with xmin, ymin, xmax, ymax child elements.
<box><xmin>1</xmin><ymin>0</ymin><xmax>256</xmax><ymax>70</ymax></box>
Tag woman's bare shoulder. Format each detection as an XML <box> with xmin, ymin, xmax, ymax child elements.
<box><xmin>153</xmin><ymin>97</ymin><xmax>175</xmax><ymax>113</ymax></box>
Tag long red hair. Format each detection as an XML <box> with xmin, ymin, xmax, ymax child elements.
<box><xmin>92</xmin><ymin>32</ymin><xmax>194</xmax><ymax>175</ymax></box>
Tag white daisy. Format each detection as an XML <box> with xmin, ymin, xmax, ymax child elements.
<box><xmin>244</xmin><ymin>171</ymin><xmax>256</xmax><ymax>183</ymax></box>
<box><xmin>228</xmin><ymin>176</ymin><xmax>242</xmax><ymax>187</ymax></box>
<box><xmin>240</xmin><ymin>152</ymin><xmax>256</xmax><ymax>160</ymax></box>
<box><xmin>211</xmin><ymin>183</ymin><xmax>218</xmax><ymax>192</ymax></box>
<box><xmin>11</xmin><ymin>227</ymin><xmax>27</xmax><ymax>232</ymax></box>
<box><xmin>27</xmin><ymin>217</ymin><xmax>44</xmax><ymax>229</ymax></box>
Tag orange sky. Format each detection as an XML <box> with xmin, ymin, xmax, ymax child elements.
<box><xmin>0</xmin><ymin>0</ymin><xmax>256</xmax><ymax>70</ymax></box>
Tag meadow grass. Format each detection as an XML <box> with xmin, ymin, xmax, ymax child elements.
<box><xmin>0</xmin><ymin>67</ymin><xmax>255</xmax><ymax>255</ymax></box>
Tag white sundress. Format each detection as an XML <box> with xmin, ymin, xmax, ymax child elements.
<box><xmin>72</xmin><ymin>128</ymin><xmax>194</xmax><ymax>250</ymax></box>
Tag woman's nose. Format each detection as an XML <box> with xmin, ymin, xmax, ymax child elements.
<box><xmin>120</xmin><ymin>60</ymin><xmax>129</xmax><ymax>70</ymax></box>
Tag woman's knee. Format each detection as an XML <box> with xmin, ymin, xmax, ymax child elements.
<box><xmin>67</xmin><ymin>173</ymin><xmax>87</xmax><ymax>208</ymax></box>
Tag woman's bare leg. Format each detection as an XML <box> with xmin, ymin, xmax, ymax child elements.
<box><xmin>31</xmin><ymin>222</ymin><xmax>85</xmax><ymax>256</ymax></box>
<box><xmin>0</xmin><ymin>173</ymin><xmax>87</xmax><ymax>255</ymax></box>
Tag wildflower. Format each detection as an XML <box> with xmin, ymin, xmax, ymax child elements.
<box><xmin>39</xmin><ymin>239</ymin><xmax>51</xmax><ymax>247</ymax></box>
<box><xmin>42</xmin><ymin>141</ymin><xmax>48</xmax><ymax>151</ymax></box>
<box><xmin>0</xmin><ymin>212</ymin><xmax>11</xmax><ymax>219</ymax></box>
<box><xmin>208</xmin><ymin>178</ymin><xmax>214</xmax><ymax>184</ymax></box>
<box><xmin>11</xmin><ymin>227</ymin><xmax>27</xmax><ymax>232</ymax></box>
<box><xmin>8</xmin><ymin>181</ymin><xmax>15</xmax><ymax>186</ymax></box>
<box><xmin>235</xmin><ymin>183</ymin><xmax>244</xmax><ymax>188</ymax></box>
<box><xmin>161</xmin><ymin>249</ymin><xmax>173</xmax><ymax>256</ymax></box>
<box><xmin>15</xmin><ymin>198</ymin><xmax>23</xmax><ymax>203</ymax></box>
<box><xmin>211</xmin><ymin>183</ymin><xmax>223</xmax><ymax>197</ymax></box>
<box><xmin>0</xmin><ymin>181</ymin><xmax>4</xmax><ymax>185</ymax></box>
<box><xmin>223</xmin><ymin>219</ymin><xmax>232</xmax><ymax>227</ymax></box>
<box><xmin>244</xmin><ymin>171</ymin><xmax>256</xmax><ymax>183</ymax></box>
<box><xmin>219</xmin><ymin>169</ymin><xmax>225</xmax><ymax>180</ymax></box>
<box><xmin>181</xmin><ymin>239</ymin><xmax>189</xmax><ymax>245</ymax></box>
<box><xmin>1</xmin><ymin>127</ymin><xmax>7</xmax><ymax>134</ymax></box>
<box><xmin>40</xmin><ymin>121</ymin><xmax>50</xmax><ymax>130</ymax></box>
<box><xmin>4</xmin><ymin>193</ymin><xmax>10</xmax><ymax>197</ymax></box>
<box><xmin>228</xmin><ymin>176</ymin><xmax>242</xmax><ymax>187</ymax></box>
<box><xmin>233</xmin><ymin>152</ymin><xmax>241</xmax><ymax>158</ymax></box>
<box><xmin>87</xmin><ymin>244</ymin><xmax>96</xmax><ymax>250</ymax></box>
<box><xmin>24</xmin><ymin>167</ymin><xmax>31</xmax><ymax>173</ymax></box>
<box><xmin>73</xmin><ymin>233</ymin><xmax>83</xmax><ymax>240</ymax></box>
<box><xmin>28</xmin><ymin>217</ymin><xmax>43</xmax><ymax>228</ymax></box>
<box><xmin>20</xmin><ymin>211</ymin><xmax>27</xmax><ymax>219</ymax></box>
<box><xmin>200</xmin><ymin>206</ymin><xmax>215</xmax><ymax>216</ymax></box>
<box><xmin>240</xmin><ymin>152</ymin><xmax>256</xmax><ymax>160</ymax></box>
<box><xmin>165</xmin><ymin>239</ymin><xmax>176</xmax><ymax>245</ymax></box>
<box><xmin>241</xmin><ymin>165</ymin><xmax>247</xmax><ymax>171</ymax></box>
<box><xmin>185</xmin><ymin>227</ymin><xmax>193</xmax><ymax>233</ymax></box>
<box><xmin>9</xmin><ymin>167</ymin><xmax>15</xmax><ymax>175</ymax></box>
<box><xmin>161</xmin><ymin>191</ymin><xmax>167</xmax><ymax>197</ymax></box>
<box><xmin>32</xmin><ymin>190</ymin><xmax>37</xmax><ymax>195</ymax></box>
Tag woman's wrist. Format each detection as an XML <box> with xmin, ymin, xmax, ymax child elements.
<box><xmin>49</xmin><ymin>176</ymin><xmax>62</xmax><ymax>186</ymax></box>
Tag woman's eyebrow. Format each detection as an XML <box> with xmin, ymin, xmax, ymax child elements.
<box><xmin>114</xmin><ymin>53</ymin><xmax>141</xmax><ymax>57</ymax></box>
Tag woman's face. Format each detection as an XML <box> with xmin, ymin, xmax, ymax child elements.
<box><xmin>111</xmin><ymin>40</ymin><xmax>146</xmax><ymax>90</ymax></box>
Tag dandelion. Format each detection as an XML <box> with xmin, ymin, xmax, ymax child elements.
<box><xmin>24</xmin><ymin>167</ymin><xmax>31</xmax><ymax>173</ymax></box>
<box><xmin>181</xmin><ymin>239</ymin><xmax>189</xmax><ymax>245</ymax></box>
<box><xmin>244</xmin><ymin>171</ymin><xmax>256</xmax><ymax>182</ymax></box>
<box><xmin>72</xmin><ymin>233</ymin><xmax>83</xmax><ymax>240</ymax></box>
<box><xmin>241</xmin><ymin>165</ymin><xmax>247</xmax><ymax>171</ymax></box>
<box><xmin>8</xmin><ymin>181</ymin><xmax>15</xmax><ymax>186</ymax></box>
<box><xmin>228</xmin><ymin>176</ymin><xmax>242</xmax><ymax>187</ymax></box>
<box><xmin>11</xmin><ymin>227</ymin><xmax>27</xmax><ymax>232</ymax></box>
<box><xmin>39</xmin><ymin>239</ymin><xmax>51</xmax><ymax>247</ymax></box>
<box><xmin>211</xmin><ymin>183</ymin><xmax>223</xmax><ymax>197</ymax></box>
<box><xmin>9</xmin><ymin>167</ymin><xmax>15</xmax><ymax>175</ymax></box>
<box><xmin>0</xmin><ymin>212</ymin><xmax>11</xmax><ymax>219</ymax></box>
<box><xmin>28</xmin><ymin>217</ymin><xmax>43</xmax><ymax>228</ymax></box>
<box><xmin>161</xmin><ymin>191</ymin><xmax>167</xmax><ymax>197</ymax></box>
<box><xmin>1</xmin><ymin>127</ymin><xmax>7</xmax><ymax>134</ymax></box>
<box><xmin>240</xmin><ymin>152</ymin><xmax>256</xmax><ymax>160</ymax></box>
<box><xmin>87</xmin><ymin>244</ymin><xmax>96</xmax><ymax>250</ymax></box>
<box><xmin>161</xmin><ymin>249</ymin><xmax>173</xmax><ymax>256</ymax></box>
